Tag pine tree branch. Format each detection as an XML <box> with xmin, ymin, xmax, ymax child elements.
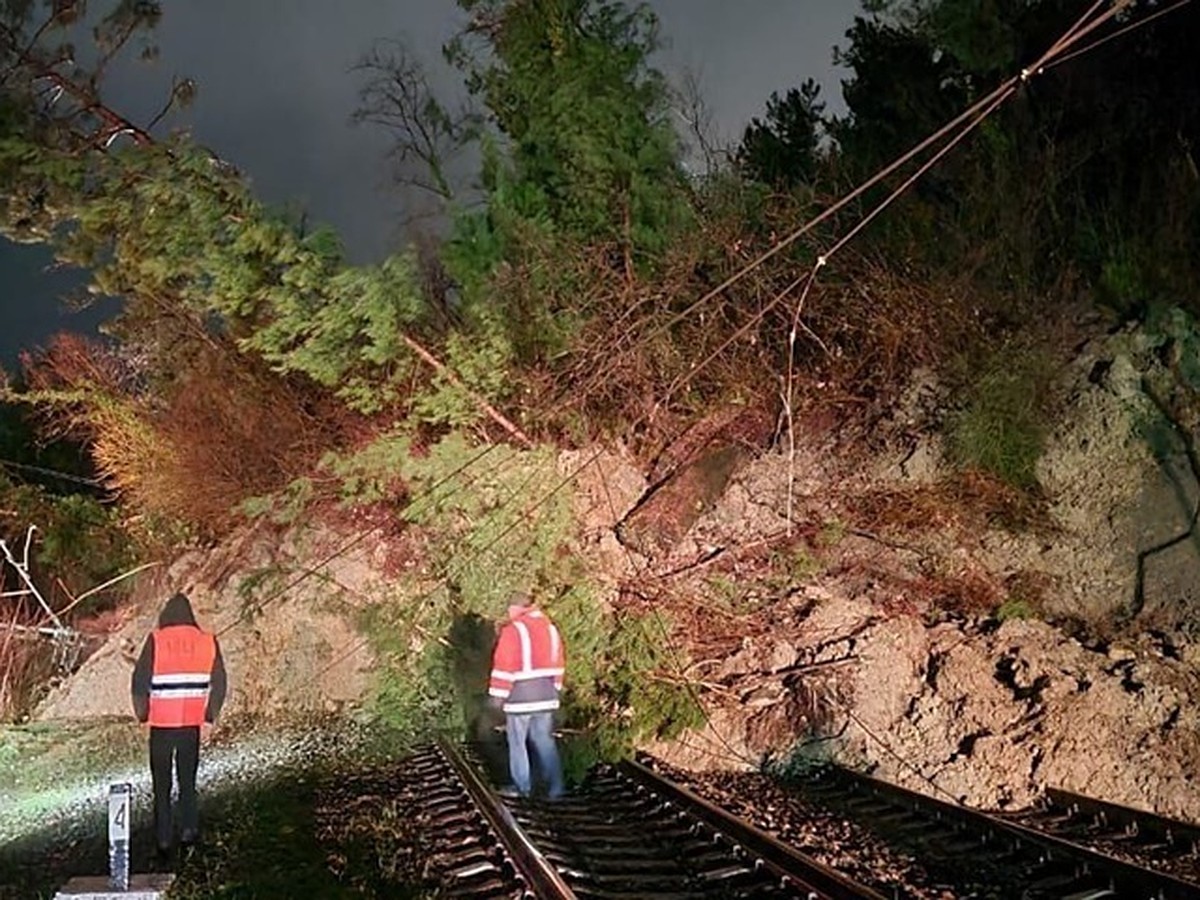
<box><xmin>0</xmin><ymin>23</ymin><xmax>152</xmax><ymax>147</ymax></box>
<box><xmin>5</xmin><ymin>19</ymin><xmax>533</xmax><ymax>448</ymax></box>
<box><xmin>400</xmin><ymin>334</ymin><xmax>534</xmax><ymax>448</ymax></box>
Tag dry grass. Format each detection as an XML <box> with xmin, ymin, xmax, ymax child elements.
<box><xmin>22</xmin><ymin>335</ymin><xmax>345</xmax><ymax>535</ymax></box>
<box><xmin>844</xmin><ymin>470</ymin><xmax>1051</xmax><ymax>543</ymax></box>
<box><xmin>154</xmin><ymin>351</ymin><xmax>339</xmax><ymax>532</ymax></box>
<box><xmin>0</xmin><ymin>602</ymin><xmax>55</xmax><ymax>723</ymax></box>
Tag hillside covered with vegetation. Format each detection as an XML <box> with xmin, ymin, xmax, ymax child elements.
<box><xmin>2</xmin><ymin>0</ymin><xmax>1199</xmax><ymax>765</ymax></box>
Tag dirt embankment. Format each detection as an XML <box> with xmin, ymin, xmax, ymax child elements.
<box><xmin>635</xmin><ymin>312</ymin><xmax>1200</xmax><ymax>820</ymax></box>
<box><xmin>35</xmin><ymin>520</ymin><xmax>385</xmax><ymax>723</ymax></box>
<box><xmin>34</xmin><ymin>311</ymin><xmax>1200</xmax><ymax>822</ymax></box>
<box><xmin>644</xmin><ymin>587</ymin><xmax>1200</xmax><ymax>820</ymax></box>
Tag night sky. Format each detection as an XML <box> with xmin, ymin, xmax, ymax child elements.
<box><xmin>0</xmin><ymin>0</ymin><xmax>859</xmax><ymax>367</ymax></box>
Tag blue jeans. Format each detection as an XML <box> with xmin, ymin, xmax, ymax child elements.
<box><xmin>505</xmin><ymin>711</ymin><xmax>564</xmax><ymax>798</ymax></box>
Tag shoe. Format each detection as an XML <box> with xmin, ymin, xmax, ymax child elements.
<box><xmin>180</xmin><ymin>831</ymin><xmax>201</xmax><ymax>865</ymax></box>
<box><xmin>496</xmin><ymin>785</ymin><xmax>525</xmax><ymax>800</ymax></box>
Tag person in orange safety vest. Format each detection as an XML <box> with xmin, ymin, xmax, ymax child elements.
<box><xmin>488</xmin><ymin>593</ymin><xmax>565</xmax><ymax>799</ymax></box>
<box><xmin>131</xmin><ymin>592</ymin><xmax>226</xmax><ymax>861</ymax></box>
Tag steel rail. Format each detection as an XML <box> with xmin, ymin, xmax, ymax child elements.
<box><xmin>1046</xmin><ymin>786</ymin><xmax>1200</xmax><ymax>855</ymax></box>
<box><xmin>437</xmin><ymin>739</ymin><xmax>578</xmax><ymax>899</ymax></box>
<box><xmin>623</xmin><ymin>757</ymin><xmax>886</xmax><ymax>900</ymax></box>
<box><xmin>809</xmin><ymin>765</ymin><xmax>1199</xmax><ymax>900</ymax></box>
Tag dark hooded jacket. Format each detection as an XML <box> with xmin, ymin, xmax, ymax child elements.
<box><xmin>130</xmin><ymin>593</ymin><xmax>227</xmax><ymax>725</ymax></box>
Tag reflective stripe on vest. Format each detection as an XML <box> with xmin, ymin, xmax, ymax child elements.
<box><xmin>488</xmin><ymin>610</ymin><xmax>564</xmax><ymax>713</ymax></box>
<box><xmin>148</xmin><ymin>625</ymin><xmax>215</xmax><ymax>728</ymax></box>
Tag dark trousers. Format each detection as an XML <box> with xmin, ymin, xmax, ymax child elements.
<box><xmin>149</xmin><ymin>726</ymin><xmax>201</xmax><ymax>849</ymax></box>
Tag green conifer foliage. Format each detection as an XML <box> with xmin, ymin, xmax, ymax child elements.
<box><xmin>0</xmin><ymin>129</ymin><xmax>441</xmax><ymax>414</ymax></box>
<box><xmin>737</xmin><ymin>80</ymin><xmax>827</xmax><ymax>189</ymax></box>
<box><xmin>449</xmin><ymin>0</ymin><xmax>687</xmax><ymax>258</ymax></box>
<box><xmin>2</xmin><ymin>2</ymin><xmax>508</xmax><ymax>421</ymax></box>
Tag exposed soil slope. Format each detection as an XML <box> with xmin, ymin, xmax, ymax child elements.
<box><xmin>36</xmin><ymin>520</ymin><xmax>382</xmax><ymax>721</ymax></box>
<box><xmin>34</xmin><ymin>312</ymin><xmax>1200</xmax><ymax>822</ymax></box>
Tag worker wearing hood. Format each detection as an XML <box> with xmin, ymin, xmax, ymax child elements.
<box><xmin>131</xmin><ymin>592</ymin><xmax>227</xmax><ymax>861</ymax></box>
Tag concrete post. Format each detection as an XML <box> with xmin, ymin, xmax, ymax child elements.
<box><xmin>107</xmin><ymin>783</ymin><xmax>131</xmax><ymax>891</ymax></box>
<box><xmin>53</xmin><ymin>783</ymin><xmax>174</xmax><ymax>899</ymax></box>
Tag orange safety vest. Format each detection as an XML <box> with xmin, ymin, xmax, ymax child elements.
<box><xmin>488</xmin><ymin>609</ymin><xmax>565</xmax><ymax>714</ymax></box>
<box><xmin>148</xmin><ymin>624</ymin><xmax>216</xmax><ymax>728</ymax></box>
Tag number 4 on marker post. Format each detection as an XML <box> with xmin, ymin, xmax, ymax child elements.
<box><xmin>108</xmin><ymin>783</ymin><xmax>132</xmax><ymax>891</ymax></box>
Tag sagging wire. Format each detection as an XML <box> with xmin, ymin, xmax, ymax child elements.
<box><xmin>652</xmin><ymin>76</ymin><xmax>1016</xmax><ymax>423</ymax></box>
<box><xmin>602</xmin><ymin>0</ymin><xmax>1149</xmax><ymax>412</ymax></box>
<box><xmin>783</xmin><ymin>263</ymin><xmax>825</xmax><ymax>539</ymax></box>
<box><xmin>298</xmin><ymin>0</ymin><xmax>1182</xmax><ymax>756</ymax></box>
<box><xmin>589</xmin><ymin>0</ymin><xmax>1170</xmax><ymax>777</ymax></box>
<box><xmin>1044</xmin><ymin>0</ymin><xmax>1194</xmax><ymax>72</ymax></box>
<box><xmin>24</xmin><ymin>0</ymin><xmax>1177</xmax><ymax>779</ymax></box>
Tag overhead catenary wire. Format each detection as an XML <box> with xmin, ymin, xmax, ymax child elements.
<box><xmin>10</xmin><ymin>0</ymin><xmax>1161</xmax><ymax>648</ymax></box>
<box><xmin>783</xmin><ymin>265</ymin><xmax>824</xmax><ymax>537</ymax></box>
<box><xmin>590</xmin><ymin>0</ymin><xmax>1147</xmax><ymax>407</ymax></box>
<box><xmin>212</xmin><ymin>0</ymin><xmax>1192</xmax><ymax>659</ymax></box>
<box><xmin>1044</xmin><ymin>0</ymin><xmax>1194</xmax><ymax>71</ymax></box>
<box><xmin>43</xmin><ymin>0</ymin><xmax>1165</xmax><ymax>688</ymax></box>
<box><xmin>564</xmin><ymin>79</ymin><xmax>1031</xmax><ymax>408</ymax></box>
<box><xmin>840</xmin><ymin>708</ymin><xmax>972</xmax><ymax>808</ymax></box>
<box><xmin>608</xmin><ymin>75</ymin><xmax>1023</xmax><ymax>372</ymax></box>
<box><xmin>654</xmin><ymin>79</ymin><xmax>1017</xmax><ymax>415</ymax></box>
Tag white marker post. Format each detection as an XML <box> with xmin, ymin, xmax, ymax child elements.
<box><xmin>54</xmin><ymin>783</ymin><xmax>174</xmax><ymax>898</ymax></box>
<box><xmin>107</xmin><ymin>783</ymin><xmax>131</xmax><ymax>891</ymax></box>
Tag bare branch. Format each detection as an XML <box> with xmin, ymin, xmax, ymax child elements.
<box><xmin>144</xmin><ymin>75</ymin><xmax>195</xmax><ymax>132</ymax></box>
<box><xmin>401</xmin><ymin>333</ymin><xmax>535</xmax><ymax>448</ymax></box>
<box><xmin>671</xmin><ymin>66</ymin><xmax>730</xmax><ymax>177</ymax></box>
<box><xmin>352</xmin><ymin>39</ymin><xmax>475</xmax><ymax>202</ymax></box>
<box><xmin>54</xmin><ymin>560</ymin><xmax>161</xmax><ymax>617</ymax></box>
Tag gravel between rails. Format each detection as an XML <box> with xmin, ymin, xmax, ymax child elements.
<box><xmin>644</xmin><ymin>759</ymin><xmax>960</xmax><ymax>899</ymax></box>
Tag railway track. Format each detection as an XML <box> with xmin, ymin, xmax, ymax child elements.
<box><xmin>391</xmin><ymin>742</ymin><xmax>1198</xmax><ymax>898</ymax></box>
<box><xmin>383</xmin><ymin>743</ymin><xmax>526</xmax><ymax>897</ymax></box>
<box><xmin>1016</xmin><ymin>786</ymin><xmax>1200</xmax><ymax>888</ymax></box>
<box><xmin>415</xmin><ymin>740</ymin><xmax>884</xmax><ymax>898</ymax></box>
<box><xmin>781</xmin><ymin>762</ymin><xmax>1200</xmax><ymax>899</ymax></box>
